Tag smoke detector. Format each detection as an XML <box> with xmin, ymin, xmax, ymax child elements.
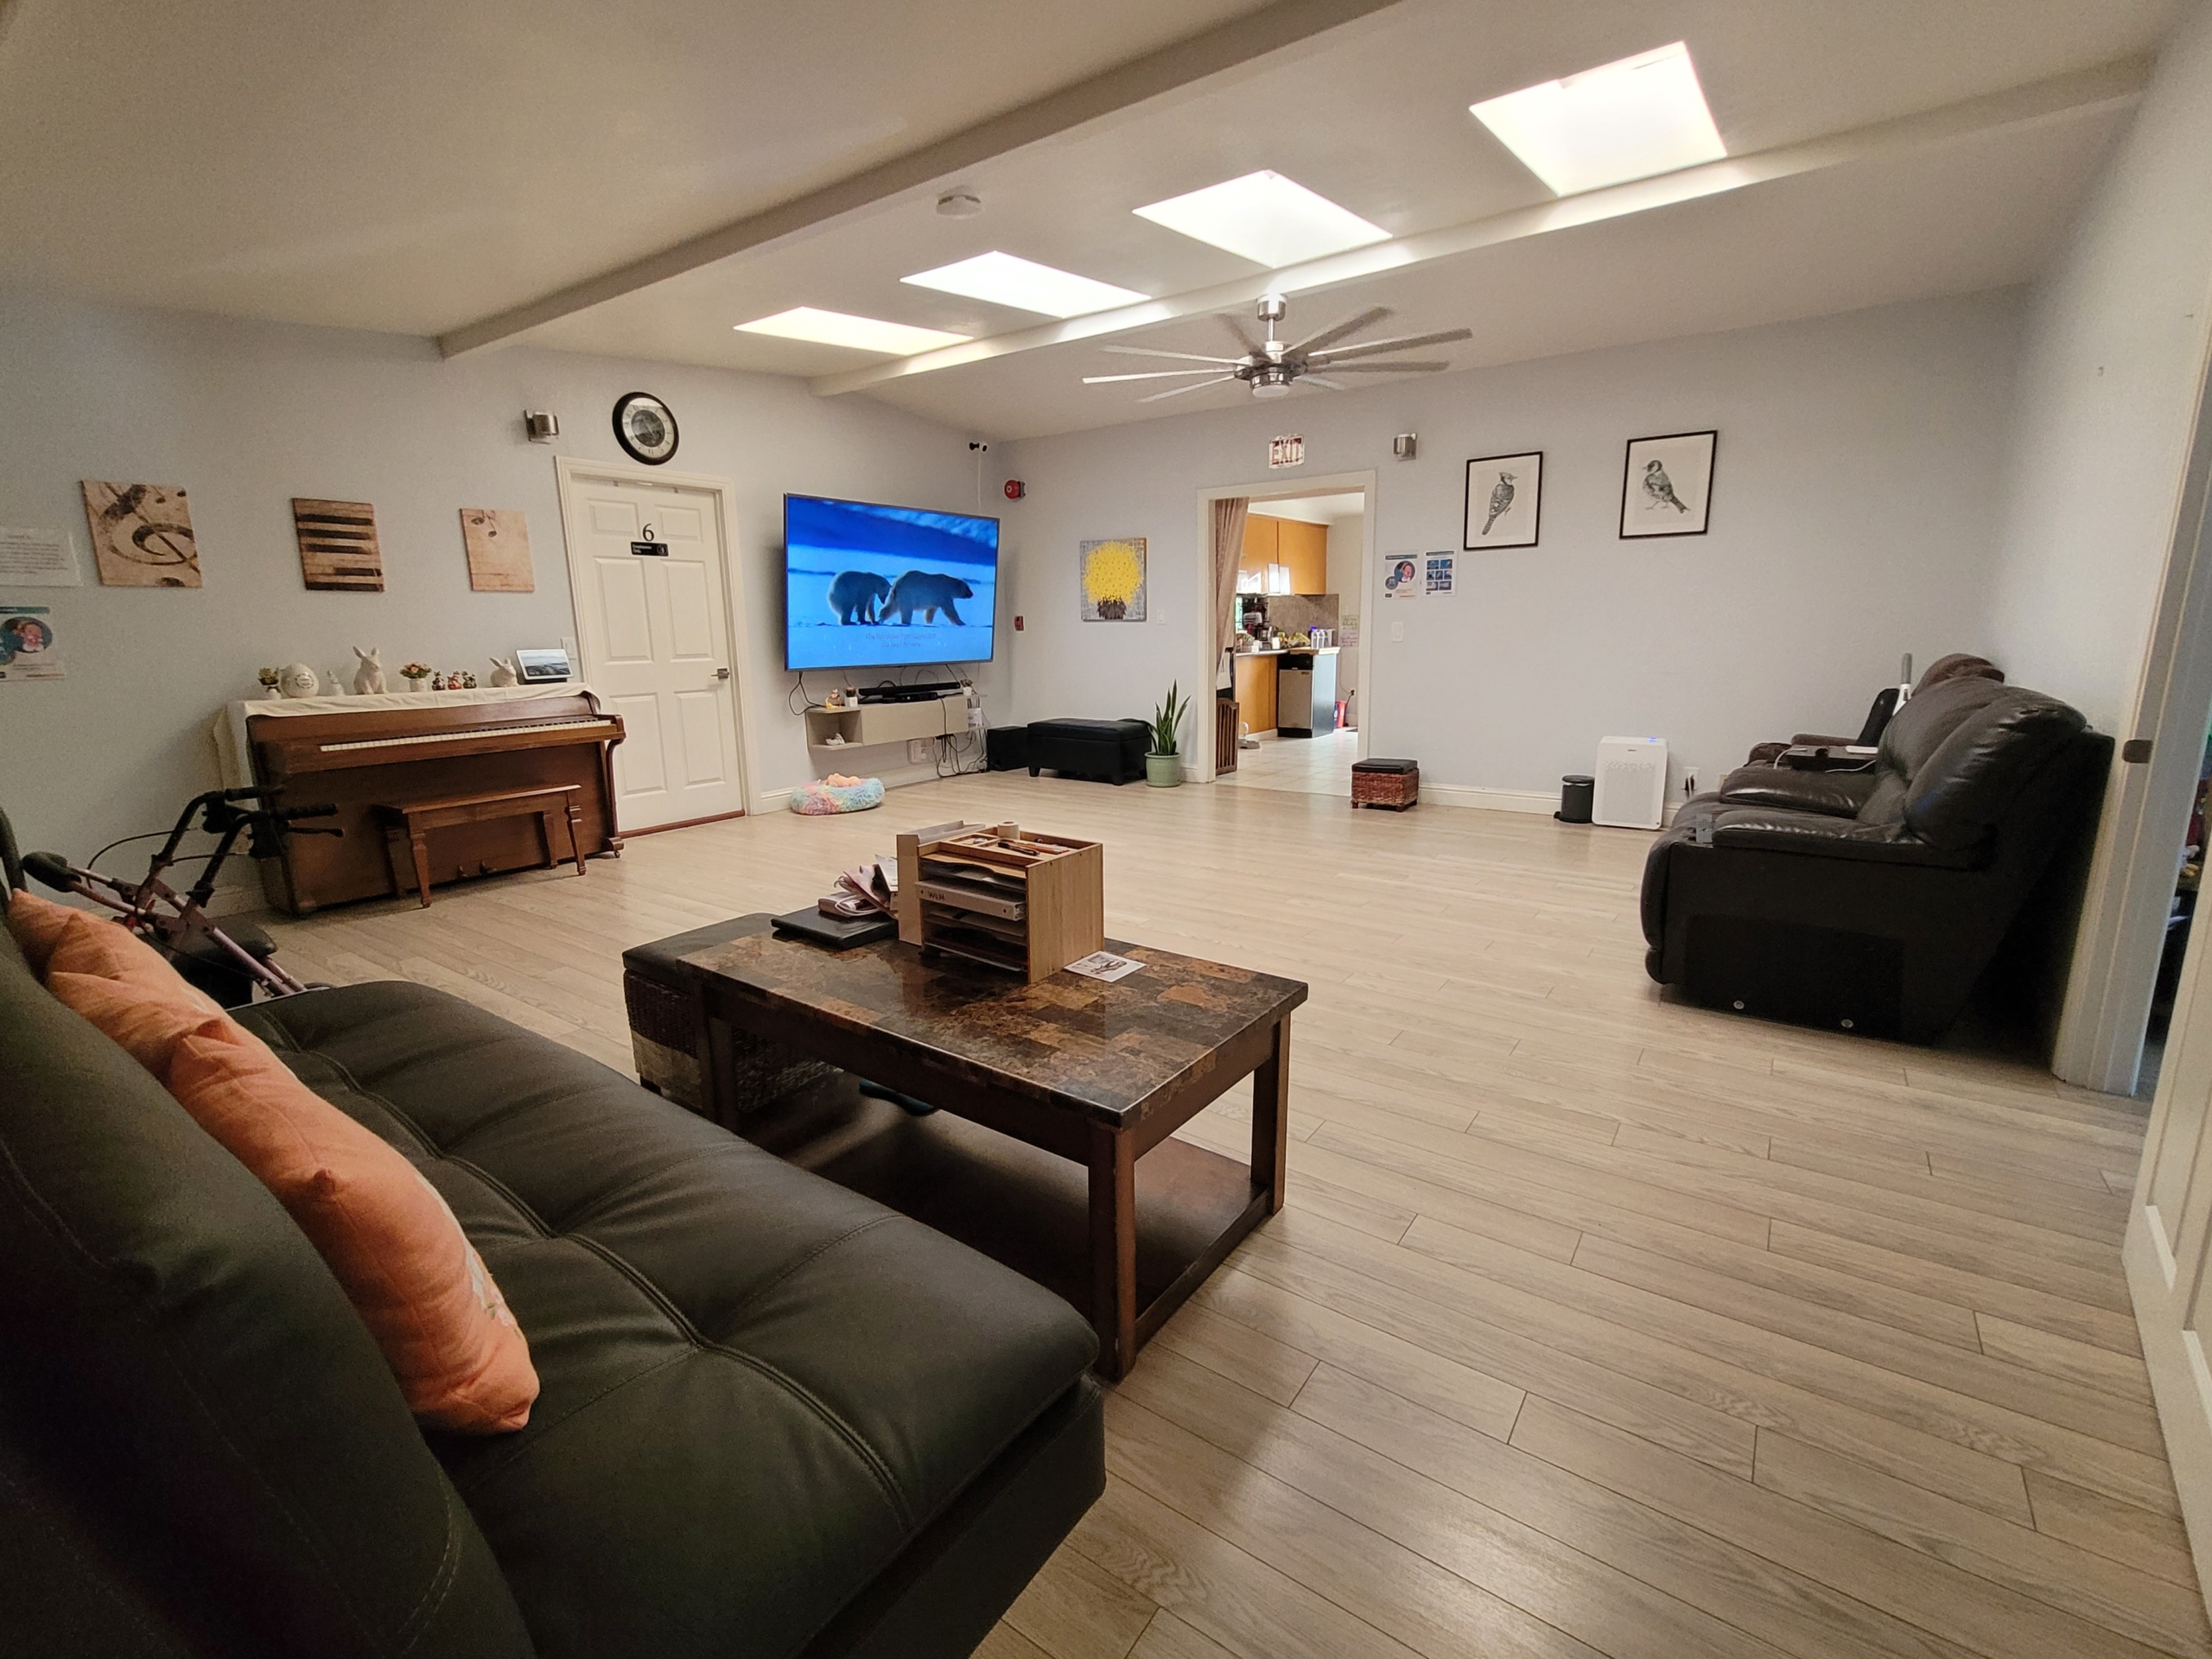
<box><xmin>936</xmin><ymin>189</ymin><xmax>983</xmax><ymax>218</ymax></box>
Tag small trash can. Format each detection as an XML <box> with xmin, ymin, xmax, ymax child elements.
<box><xmin>1557</xmin><ymin>773</ymin><xmax>1595</xmax><ymax>823</ymax></box>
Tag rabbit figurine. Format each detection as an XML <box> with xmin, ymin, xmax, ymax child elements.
<box><xmin>352</xmin><ymin>645</ymin><xmax>387</xmax><ymax>695</ymax></box>
<box><xmin>487</xmin><ymin>656</ymin><xmax>519</xmax><ymax>688</ymax></box>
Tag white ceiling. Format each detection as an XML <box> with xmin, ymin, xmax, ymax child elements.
<box><xmin>0</xmin><ymin>0</ymin><xmax>2179</xmax><ymax>439</ymax></box>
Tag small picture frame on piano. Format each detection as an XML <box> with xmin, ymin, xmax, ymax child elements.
<box><xmin>514</xmin><ymin>647</ymin><xmax>571</xmax><ymax>683</ymax></box>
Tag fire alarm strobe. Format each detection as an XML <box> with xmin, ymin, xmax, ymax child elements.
<box><xmin>1004</xmin><ymin>480</ymin><xmax>1026</xmax><ymax>499</ymax></box>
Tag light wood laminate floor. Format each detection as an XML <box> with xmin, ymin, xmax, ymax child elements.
<box><xmin>1217</xmin><ymin>728</ymin><xmax>1358</xmax><ymax>798</ymax></box>
<box><xmin>260</xmin><ymin>772</ymin><xmax>2199</xmax><ymax>1659</ymax></box>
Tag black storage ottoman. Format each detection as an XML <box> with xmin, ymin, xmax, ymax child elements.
<box><xmin>1028</xmin><ymin>718</ymin><xmax>1152</xmax><ymax>785</ymax></box>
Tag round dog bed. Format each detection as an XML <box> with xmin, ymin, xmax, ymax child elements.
<box><xmin>787</xmin><ymin>774</ymin><xmax>885</xmax><ymax>815</ymax></box>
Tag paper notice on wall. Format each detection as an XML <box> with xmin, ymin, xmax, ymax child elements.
<box><xmin>1381</xmin><ymin>554</ymin><xmax>1421</xmax><ymax>599</ymax></box>
<box><xmin>0</xmin><ymin>606</ymin><xmax>64</xmax><ymax>679</ymax></box>
<box><xmin>1425</xmin><ymin>552</ymin><xmax>1457</xmax><ymax>596</ymax></box>
<box><xmin>0</xmin><ymin>527</ymin><xmax>80</xmax><ymax>587</ymax></box>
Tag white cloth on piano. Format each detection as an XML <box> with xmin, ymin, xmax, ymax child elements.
<box><xmin>213</xmin><ymin>683</ymin><xmax>596</xmax><ymax>787</ymax></box>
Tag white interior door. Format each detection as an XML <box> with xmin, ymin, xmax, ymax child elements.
<box><xmin>2128</xmin><ymin>899</ymin><xmax>2212</xmax><ymax>1612</ymax></box>
<box><xmin>560</xmin><ymin>468</ymin><xmax>747</xmax><ymax>830</ymax></box>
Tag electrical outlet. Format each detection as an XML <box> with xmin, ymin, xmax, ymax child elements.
<box><xmin>1389</xmin><ymin>620</ymin><xmax>1406</xmax><ymax>643</ymax></box>
<box><xmin>1681</xmin><ymin>766</ymin><xmax>1701</xmax><ymax>798</ymax></box>
<box><xmin>908</xmin><ymin>739</ymin><xmax>931</xmax><ymax>764</ymax></box>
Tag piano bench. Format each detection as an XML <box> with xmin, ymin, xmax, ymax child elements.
<box><xmin>375</xmin><ymin>785</ymin><xmax>587</xmax><ymax>908</ymax></box>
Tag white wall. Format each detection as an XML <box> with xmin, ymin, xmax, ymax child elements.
<box><xmin>1986</xmin><ymin>0</ymin><xmax>2212</xmax><ymax>731</ymax></box>
<box><xmin>1980</xmin><ymin>0</ymin><xmax>2212</xmax><ymax>1090</ymax></box>
<box><xmin>0</xmin><ymin>289</ymin><xmax>994</xmax><ymax>882</ymax></box>
<box><xmin>997</xmin><ymin>291</ymin><xmax>2024</xmax><ymax>802</ymax></box>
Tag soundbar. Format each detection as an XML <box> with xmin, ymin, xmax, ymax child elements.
<box><xmin>857</xmin><ymin>681</ymin><xmax>963</xmax><ymax>705</ymax></box>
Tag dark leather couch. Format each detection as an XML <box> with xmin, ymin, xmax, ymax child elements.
<box><xmin>0</xmin><ymin>898</ymin><xmax>1103</xmax><ymax>1659</ymax></box>
<box><xmin>1643</xmin><ymin>677</ymin><xmax>2109</xmax><ymax>1041</ymax></box>
<box><xmin>1744</xmin><ymin>652</ymin><xmax>2005</xmax><ymax>766</ymax></box>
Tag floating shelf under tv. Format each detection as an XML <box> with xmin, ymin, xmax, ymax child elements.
<box><xmin>804</xmin><ymin>693</ymin><xmax>966</xmax><ymax>751</ymax></box>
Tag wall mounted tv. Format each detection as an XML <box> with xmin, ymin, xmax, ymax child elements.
<box><xmin>784</xmin><ymin>493</ymin><xmax>1000</xmax><ymax>671</ymax></box>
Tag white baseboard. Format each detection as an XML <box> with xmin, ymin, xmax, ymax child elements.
<box><xmin>1421</xmin><ymin>785</ymin><xmax>1559</xmax><ymax>816</ymax></box>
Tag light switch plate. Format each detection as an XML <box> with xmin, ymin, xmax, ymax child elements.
<box><xmin>1389</xmin><ymin>620</ymin><xmax>1406</xmax><ymax>642</ymax></box>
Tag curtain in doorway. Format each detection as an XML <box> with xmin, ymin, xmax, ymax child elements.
<box><xmin>1211</xmin><ymin>498</ymin><xmax>1249</xmax><ymax>683</ymax></box>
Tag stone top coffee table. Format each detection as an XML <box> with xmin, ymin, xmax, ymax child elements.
<box><xmin>669</xmin><ymin>918</ymin><xmax>1307</xmax><ymax>1378</ymax></box>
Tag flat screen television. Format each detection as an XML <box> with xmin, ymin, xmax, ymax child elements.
<box><xmin>783</xmin><ymin>493</ymin><xmax>1000</xmax><ymax>671</ymax></box>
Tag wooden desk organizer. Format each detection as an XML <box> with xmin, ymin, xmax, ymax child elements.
<box><xmin>896</xmin><ymin>820</ymin><xmax>1104</xmax><ymax>982</ymax></box>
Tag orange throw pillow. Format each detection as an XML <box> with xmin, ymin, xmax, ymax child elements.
<box><xmin>20</xmin><ymin>895</ymin><xmax>537</xmax><ymax>1433</ymax></box>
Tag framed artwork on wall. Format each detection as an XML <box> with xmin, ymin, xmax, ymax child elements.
<box><xmin>1463</xmin><ymin>451</ymin><xmax>1541</xmax><ymax>550</ymax></box>
<box><xmin>1080</xmin><ymin>537</ymin><xmax>1147</xmax><ymax>620</ymax></box>
<box><xmin>1621</xmin><ymin>429</ymin><xmax>1717</xmax><ymax>538</ymax></box>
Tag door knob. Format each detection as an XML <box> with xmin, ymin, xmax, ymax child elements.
<box><xmin>714</xmin><ymin>667</ymin><xmax>731</xmax><ymax>681</ymax></box>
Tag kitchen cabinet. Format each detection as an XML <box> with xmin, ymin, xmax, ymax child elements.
<box><xmin>1276</xmin><ymin>518</ymin><xmax>1327</xmax><ymax>594</ymax></box>
<box><xmin>1233</xmin><ymin>654</ymin><xmax>1277</xmax><ymax>734</ymax></box>
<box><xmin>1237</xmin><ymin>515</ymin><xmax>1277</xmax><ymax>591</ymax></box>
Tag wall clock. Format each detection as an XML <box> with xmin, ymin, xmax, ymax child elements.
<box><xmin>612</xmin><ymin>391</ymin><xmax>679</xmax><ymax>466</ymax></box>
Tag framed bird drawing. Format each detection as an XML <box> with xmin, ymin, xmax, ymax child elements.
<box><xmin>1463</xmin><ymin>451</ymin><xmax>1542</xmax><ymax>550</ymax></box>
<box><xmin>1621</xmin><ymin>430</ymin><xmax>1716</xmax><ymax>538</ymax></box>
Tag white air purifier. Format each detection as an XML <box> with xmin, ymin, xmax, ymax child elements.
<box><xmin>1592</xmin><ymin>735</ymin><xmax>1668</xmax><ymax>830</ymax></box>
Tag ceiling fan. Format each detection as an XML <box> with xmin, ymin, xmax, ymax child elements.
<box><xmin>1083</xmin><ymin>293</ymin><xmax>1472</xmax><ymax>403</ymax></box>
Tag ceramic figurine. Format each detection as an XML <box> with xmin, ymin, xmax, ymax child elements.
<box><xmin>276</xmin><ymin>663</ymin><xmax>319</xmax><ymax>698</ymax></box>
<box><xmin>352</xmin><ymin>645</ymin><xmax>387</xmax><ymax>695</ymax></box>
<box><xmin>257</xmin><ymin>667</ymin><xmax>283</xmax><ymax>700</ymax></box>
<box><xmin>488</xmin><ymin>656</ymin><xmax>518</xmax><ymax>687</ymax></box>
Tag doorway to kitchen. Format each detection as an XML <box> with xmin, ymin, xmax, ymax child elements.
<box><xmin>1217</xmin><ymin>486</ymin><xmax>1367</xmax><ymax>798</ymax></box>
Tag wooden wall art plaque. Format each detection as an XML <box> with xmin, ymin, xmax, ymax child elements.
<box><xmin>292</xmin><ymin>499</ymin><xmax>385</xmax><ymax>592</ymax></box>
<box><xmin>461</xmin><ymin>508</ymin><xmax>534</xmax><ymax>592</ymax></box>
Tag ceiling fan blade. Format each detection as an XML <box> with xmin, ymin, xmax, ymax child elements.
<box><xmin>1219</xmin><ymin>314</ymin><xmax>1265</xmax><ymax>356</ymax></box>
<box><xmin>1100</xmin><ymin>345</ymin><xmax>1245</xmax><ymax>365</ymax></box>
<box><xmin>1083</xmin><ymin>369</ymin><xmax>1241</xmax><ymax>383</ymax></box>
<box><xmin>1300</xmin><ymin>376</ymin><xmax>1345</xmax><ymax>390</ymax></box>
<box><xmin>1308</xmin><ymin>327</ymin><xmax>1472</xmax><ymax>365</ymax></box>
<box><xmin>1287</xmin><ymin>305</ymin><xmax>1391</xmax><ymax>357</ymax></box>
<box><xmin>1141</xmin><ymin>376</ymin><xmax>1239</xmax><ymax>404</ymax></box>
<box><xmin>1309</xmin><ymin>360</ymin><xmax>1449</xmax><ymax>373</ymax></box>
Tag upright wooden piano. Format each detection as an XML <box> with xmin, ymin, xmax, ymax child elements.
<box><xmin>245</xmin><ymin>691</ymin><xmax>624</xmax><ymax>914</ymax></box>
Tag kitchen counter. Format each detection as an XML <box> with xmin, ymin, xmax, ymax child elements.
<box><xmin>1234</xmin><ymin>645</ymin><xmax>1340</xmax><ymax>657</ymax></box>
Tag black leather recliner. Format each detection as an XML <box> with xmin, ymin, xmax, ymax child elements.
<box><xmin>1642</xmin><ymin>677</ymin><xmax>2110</xmax><ymax>1041</ymax></box>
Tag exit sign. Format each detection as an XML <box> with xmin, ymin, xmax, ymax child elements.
<box><xmin>1268</xmin><ymin>435</ymin><xmax>1305</xmax><ymax>468</ymax></box>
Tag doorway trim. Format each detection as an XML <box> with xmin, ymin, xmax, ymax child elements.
<box><xmin>1192</xmin><ymin>468</ymin><xmax>1377</xmax><ymax>784</ymax></box>
<box><xmin>552</xmin><ymin>454</ymin><xmax>767</xmax><ymax>818</ymax></box>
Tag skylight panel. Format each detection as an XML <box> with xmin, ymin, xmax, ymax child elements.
<box><xmin>1471</xmin><ymin>42</ymin><xmax>1726</xmax><ymax>197</ymax></box>
<box><xmin>902</xmin><ymin>251</ymin><xmax>1147</xmax><ymax>318</ymax></box>
<box><xmin>735</xmin><ymin>307</ymin><xmax>969</xmax><ymax>355</ymax></box>
<box><xmin>1132</xmin><ymin>170</ymin><xmax>1389</xmax><ymax>269</ymax></box>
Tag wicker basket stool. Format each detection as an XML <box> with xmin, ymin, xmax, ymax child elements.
<box><xmin>1351</xmin><ymin>757</ymin><xmax>1420</xmax><ymax>810</ymax></box>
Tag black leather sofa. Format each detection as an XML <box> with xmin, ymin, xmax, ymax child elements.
<box><xmin>0</xmin><ymin>893</ymin><xmax>1103</xmax><ymax>1659</ymax></box>
<box><xmin>1643</xmin><ymin>677</ymin><xmax>2109</xmax><ymax>1041</ymax></box>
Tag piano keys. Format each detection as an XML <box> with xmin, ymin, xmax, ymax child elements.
<box><xmin>245</xmin><ymin>690</ymin><xmax>624</xmax><ymax>913</ymax></box>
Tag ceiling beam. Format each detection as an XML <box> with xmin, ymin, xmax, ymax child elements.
<box><xmin>807</xmin><ymin>56</ymin><xmax>2149</xmax><ymax>399</ymax></box>
<box><xmin>435</xmin><ymin>0</ymin><xmax>1408</xmax><ymax>358</ymax></box>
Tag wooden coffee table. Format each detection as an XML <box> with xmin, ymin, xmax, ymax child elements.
<box><xmin>669</xmin><ymin>918</ymin><xmax>1306</xmax><ymax>1377</ymax></box>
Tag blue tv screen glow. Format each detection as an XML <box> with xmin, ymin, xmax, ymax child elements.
<box><xmin>783</xmin><ymin>493</ymin><xmax>1000</xmax><ymax>671</ymax></box>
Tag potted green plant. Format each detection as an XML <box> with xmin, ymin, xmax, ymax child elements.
<box><xmin>1147</xmin><ymin>682</ymin><xmax>1187</xmax><ymax>788</ymax></box>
